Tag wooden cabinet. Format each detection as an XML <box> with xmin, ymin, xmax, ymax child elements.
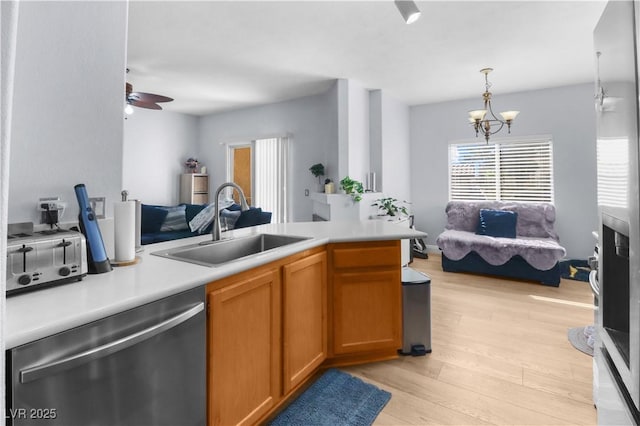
<box><xmin>207</xmin><ymin>268</ymin><xmax>281</xmax><ymax>426</ymax></box>
<box><xmin>328</xmin><ymin>241</ymin><xmax>402</xmax><ymax>358</ymax></box>
<box><xmin>282</xmin><ymin>251</ymin><xmax>327</xmax><ymax>394</ymax></box>
<box><xmin>180</xmin><ymin>173</ymin><xmax>209</xmax><ymax>204</ymax></box>
<box><xmin>206</xmin><ymin>241</ymin><xmax>402</xmax><ymax>424</ymax></box>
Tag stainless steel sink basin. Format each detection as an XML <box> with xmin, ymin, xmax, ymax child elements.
<box><xmin>151</xmin><ymin>233</ymin><xmax>311</xmax><ymax>267</ymax></box>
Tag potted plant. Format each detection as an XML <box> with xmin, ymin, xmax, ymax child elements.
<box><xmin>309</xmin><ymin>163</ymin><xmax>325</xmax><ymax>191</ymax></box>
<box><xmin>185</xmin><ymin>157</ymin><xmax>199</xmax><ymax>173</ymax></box>
<box><xmin>371</xmin><ymin>197</ymin><xmax>409</xmax><ymax>218</ymax></box>
<box><xmin>339</xmin><ymin>176</ymin><xmax>364</xmax><ymax>202</ymax></box>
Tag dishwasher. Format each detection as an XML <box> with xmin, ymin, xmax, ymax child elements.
<box><xmin>6</xmin><ymin>287</ymin><xmax>206</xmax><ymax>426</ymax></box>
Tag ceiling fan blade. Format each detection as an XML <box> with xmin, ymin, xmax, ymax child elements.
<box><xmin>129</xmin><ymin>99</ymin><xmax>163</xmax><ymax>110</ymax></box>
<box><xmin>130</xmin><ymin>92</ymin><xmax>173</xmax><ymax>103</ymax></box>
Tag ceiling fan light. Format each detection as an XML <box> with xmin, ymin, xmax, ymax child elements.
<box><xmin>124</xmin><ymin>104</ymin><xmax>134</xmax><ymax>115</ymax></box>
<box><xmin>499</xmin><ymin>110</ymin><xmax>520</xmax><ymax>121</ymax></box>
<box><xmin>394</xmin><ymin>0</ymin><xmax>421</xmax><ymax>24</ymax></box>
<box><xmin>469</xmin><ymin>109</ymin><xmax>487</xmax><ymax>121</ymax></box>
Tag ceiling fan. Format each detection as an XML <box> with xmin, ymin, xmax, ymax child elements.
<box><xmin>125</xmin><ymin>82</ymin><xmax>173</xmax><ymax>110</ymax></box>
<box><xmin>125</xmin><ymin>69</ymin><xmax>173</xmax><ymax>111</ymax></box>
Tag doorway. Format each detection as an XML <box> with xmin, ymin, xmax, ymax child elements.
<box><xmin>230</xmin><ymin>145</ymin><xmax>252</xmax><ymax>205</ymax></box>
<box><xmin>225</xmin><ymin>137</ymin><xmax>289</xmax><ymax>223</ymax></box>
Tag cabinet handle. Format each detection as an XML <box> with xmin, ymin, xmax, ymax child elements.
<box><xmin>19</xmin><ymin>302</ymin><xmax>204</xmax><ymax>384</ymax></box>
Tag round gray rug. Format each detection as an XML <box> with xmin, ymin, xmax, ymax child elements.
<box><xmin>568</xmin><ymin>326</ymin><xmax>594</xmax><ymax>356</ymax></box>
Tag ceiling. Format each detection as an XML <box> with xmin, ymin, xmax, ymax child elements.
<box><xmin>126</xmin><ymin>1</ymin><xmax>608</xmax><ymax>116</ymax></box>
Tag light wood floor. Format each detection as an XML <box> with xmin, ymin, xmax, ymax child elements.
<box><xmin>343</xmin><ymin>254</ymin><xmax>597</xmax><ymax>425</ymax></box>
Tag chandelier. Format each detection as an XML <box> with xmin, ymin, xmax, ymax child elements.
<box><xmin>468</xmin><ymin>68</ymin><xmax>520</xmax><ymax>143</ymax></box>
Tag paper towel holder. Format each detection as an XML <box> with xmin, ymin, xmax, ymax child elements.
<box><xmin>111</xmin><ymin>189</ymin><xmax>140</xmax><ymax>266</ymax></box>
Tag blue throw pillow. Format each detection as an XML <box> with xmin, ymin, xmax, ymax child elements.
<box><xmin>476</xmin><ymin>209</ymin><xmax>518</xmax><ymax>238</ymax></box>
<box><xmin>234</xmin><ymin>207</ymin><xmax>264</xmax><ymax>229</ymax></box>
<box><xmin>220</xmin><ymin>209</ymin><xmax>242</xmax><ymax>229</ymax></box>
<box><xmin>160</xmin><ymin>205</ymin><xmax>188</xmax><ymax>231</ymax></box>
<box><xmin>184</xmin><ymin>203</ymin><xmax>207</xmax><ymax>223</ymax></box>
<box><xmin>141</xmin><ymin>205</ymin><xmax>169</xmax><ymax>234</ymax></box>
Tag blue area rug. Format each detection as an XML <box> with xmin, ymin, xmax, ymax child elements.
<box><xmin>270</xmin><ymin>369</ymin><xmax>391</xmax><ymax>426</ymax></box>
<box><xmin>559</xmin><ymin>259</ymin><xmax>591</xmax><ymax>282</ymax></box>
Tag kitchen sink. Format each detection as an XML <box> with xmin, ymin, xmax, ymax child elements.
<box><xmin>151</xmin><ymin>233</ymin><xmax>312</xmax><ymax>267</ymax></box>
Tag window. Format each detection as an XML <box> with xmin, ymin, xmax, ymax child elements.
<box><xmin>596</xmin><ymin>137</ymin><xmax>628</xmax><ymax>208</ymax></box>
<box><xmin>254</xmin><ymin>137</ymin><xmax>289</xmax><ymax>223</ymax></box>
<box><xmin>449</xmin><ymin>137</ymin><xmax>554</xmax><ymax>202</ymax></box>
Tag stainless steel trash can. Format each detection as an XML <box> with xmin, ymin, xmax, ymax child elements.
<box><xmin>400</xmin><ymin>267</ymin><xmax>432</xmax><ymax>356</ymax></box>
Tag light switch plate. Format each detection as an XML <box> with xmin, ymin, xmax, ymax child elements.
<box><xmin>89</xmin><ymin>197</ymin><xmax>106</xmax><ymax>219</ymax></box>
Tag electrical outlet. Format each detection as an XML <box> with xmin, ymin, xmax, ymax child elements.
<box><xmin>89</xmin><ymin>197</ymin><xmax>106</xmax><ymax>219</ymax></box>
<box><xmin>305</xmin><ymin>189</ymin><xmax>309</xmax><ymax>196</ymax></box>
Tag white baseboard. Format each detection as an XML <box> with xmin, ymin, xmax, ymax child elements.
<box><xmin>426</xmin><ymin>244</ymin><xmax>440</xmax><ymax>254</ymax></box>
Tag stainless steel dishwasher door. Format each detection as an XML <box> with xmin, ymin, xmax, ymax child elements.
<box><xmin>7</xmin><ymin>287</ymin><xmax>206</xmax><ymax>426</ymax></box>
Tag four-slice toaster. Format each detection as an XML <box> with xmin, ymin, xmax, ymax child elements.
<box><xmin>6</xmin><ymin>228</ymin><xmax>87</xmax><ymax>295</ymax></box>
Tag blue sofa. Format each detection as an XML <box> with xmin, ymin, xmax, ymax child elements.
<box><xmin>141</xmin><ymin>203</ymin><xmax>272</xmax><ymax>245</ymax></box>
<box><xmin>436</xmin><ymin>201</ymin><xmax>566</xmax><ymax>286</ymax></box>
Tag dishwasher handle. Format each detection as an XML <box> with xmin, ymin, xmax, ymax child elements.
<box><xmin>20</xmin><ymin>302</ymin><xmax>204</xmax><ymax>384</ymax></box>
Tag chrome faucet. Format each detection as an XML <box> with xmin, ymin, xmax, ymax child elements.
<box><xmin>211</xmin><ymin>182</ymin><xmax>250</xmax><ymax>241</ymax></box>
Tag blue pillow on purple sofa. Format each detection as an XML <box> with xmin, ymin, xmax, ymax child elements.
<box><xmin>476</xmin><ymin>209</ymin><xmax>518</xmax><ymax>238</ymax></box>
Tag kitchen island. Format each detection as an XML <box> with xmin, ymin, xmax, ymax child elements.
<box><xmin>6</xmin><ymin>220</ymin><xmax>427</xmax><ymax>425</ymax></box>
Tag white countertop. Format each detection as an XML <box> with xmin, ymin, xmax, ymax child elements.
<box><xmin>6</xmin><ymin>220</ymin><xmax>426</xmax><ymax>349</ymax></box>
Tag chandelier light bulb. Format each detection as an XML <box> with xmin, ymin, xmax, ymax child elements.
<box><xmin>499</xmin><ymin>110</ymin><xmax>520</xmax><ymax>121</ymax></box>
<box><xmin>124</xmin><ymin>104</ymin><xmax>134</xmax><ymax>115</ymax></box>
<box><xmin>469</xmin><ymin>109</ymin><xmax>487</xmax><ymax>121</ymax></box>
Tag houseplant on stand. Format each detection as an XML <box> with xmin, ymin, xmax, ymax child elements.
<box><xmin>309</xmin><ymin>163</ymin><xmax>325</xmax><ymax>192</ymax></box>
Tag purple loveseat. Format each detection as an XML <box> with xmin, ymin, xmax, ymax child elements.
<box><xmin>436</xmin><ymin>201</ymin><xmax>566</xmax><ymax>286</ymax></box>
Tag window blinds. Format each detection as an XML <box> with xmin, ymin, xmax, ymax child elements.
<box><xmin>254</xmin><ymin>137</ymin><xmax>289</xmax><ymax>223</ymax></box>
<box><xmin>596</xmin><ymin>137</ymin><xmax>628</xmax><ymax>208</ymax></box>
<box><xmin>449</xmin><ymin>138</ymin><xmax>554</xmax><ymax>202</ymax></box>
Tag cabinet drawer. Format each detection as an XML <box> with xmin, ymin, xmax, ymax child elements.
<box><xmin>331</xmin><ymin>241</ymin><xmax>400</xmax><ymax>269</ymax></box>
<box><xmin>193</xmin><ymin>175</ymin><xmax>209</xmax><ymax>192</ymax></box>
<box><xmin>192</xmin><ymin>193</ymin><xmax>209</xmax><ymax>204</ymax></box>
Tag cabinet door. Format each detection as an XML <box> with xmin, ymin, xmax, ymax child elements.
<box><xmin>332</xmin><ymin>269</ymin><xmax>402</xmax><ymax>354</ymax></box>
<box><xmin>282</xmin><ymin>252</ymin><xmax>327</xmax><ymax>394</ymax></box>
<box><xmin>208</xmin><ymin>269</ymin><xmax>281</xmax><ymax>426</ymax></box>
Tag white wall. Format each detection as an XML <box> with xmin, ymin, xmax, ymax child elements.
<box><xmin>410</xmin><ymin>83</ymin><xmax>598</xmax><ymax>259</ymax></box>
<box><xmin>346</xmin><ymin>80</ymin><xmax>370</xmax><ymax>184</ymax></box>
<box><xmin>377</xmin><ymin>91</ymin><xmax>411</xmax><ymax>203</ymax></box>
<box><xmin>123</xmin><ymin>108</ymin><xmax>199</xmax><ymax>205</ymax></box>
<box><xmin>370</xmin><ymin>90</ymin><xmax>383</xmax><ymax>191</ymax></box>
<box><xmin>8</xmin><ymin>1</ymin><xmax>128</xmax><ymax>224</ymax></box>
<box><xmin>197</xmin><ymin>88</ymin><xmax>336</xmax><ymax>222</ymax></box>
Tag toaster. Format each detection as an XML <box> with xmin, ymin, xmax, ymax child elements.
<box><xmin>6</xmin><ymin>228</ymin><xmax>88</xmax><ymax>296</ymax></box>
